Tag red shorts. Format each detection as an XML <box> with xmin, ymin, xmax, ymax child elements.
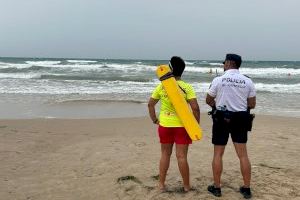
<box><xmin>158</xmin><ymin>125</ymin><xmax>192</xmax><ymax>144</ymax></box>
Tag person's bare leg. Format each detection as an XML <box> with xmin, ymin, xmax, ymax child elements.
<box><xmin>212</xmin><ymin>145</ymin><xmax>226</xmax><ymax>187</ymax></box>
<box><xmin>233</xmin><ymin>143</ymin><xmax>251</xmax><ymax>187</ymax></box>
<box><xmin>159</xmin><ymin>143</ymin><xmax>173</xmax><ymax>190</ymax></box>
<box><xmin>175</xmin><ymin>144</ymin><xmax>190</xmax><ymax>191</ymax></box>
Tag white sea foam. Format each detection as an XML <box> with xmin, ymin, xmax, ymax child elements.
<box><xmin>0</xmin><ymin>61</ymin><xmax>60</xmax><ymax>69</ymax></box>
<box><xmin>193</xmin><ymin>82</ymin><xmax>300</xmax><ymax>94</ymax></box>
<box><xmin>254</xmin><ymin>83</ymin><xmax>300</xmax><ymax>93</ymax></box>
<box><xmin>0</xmin><ymin>62</ymin><xmax>9</xmax><ymax>65</ymax></box>
<box><xmin>4</xmin><ymin>60</ymin><xmax>298</xmax><ymax>77</ymax></box>
<box><xmin>0</xmin><ymin>79</ymin><xmax>157</xmax><ymax>94</ymax></box>
<box><xmin>26</xmin><ymin>61</ymin><xmax>61</xmax><ymax>65</ymax></box>
<box><xmin>200</xmin><ymin>82</ymin><xmax>300</xmax><ymax>93</ymax></box>
<box><xmin>0</xmin><ymin>63</ymin><xmax>32</xmax><ymax>69</ymax></box>
<box><xmin>38</xmin><ymin>63</ymin><xmax>156</xmax><ymax>71</ymax></box>
<box><xmin>185</xmin><ymin>66</ymin><xmax>222</xmax><ymax>73</ymax></box>
<box><xmin>67</xmin><ymin>60</ymin><xmax>97</xmax><ymax>63</ymax></box>
<box><xmin>191</xmin><ymin>82</ymin><xmax>211</xmax><ymax>93</ymax></box>
<box><xmin>184</xmin><ymin>66</ymin><xmax>300</xmax><ymax>76</ymax></box>
<box><xmin>0</xmin><ymin>73</ymin><xmax>41</xmax><ymax>79</ymax></box>
<box><xmin>55</xmin><ymin>64</ymin><xmax>104</xmax><ymax>69</ymax></box>
<box><xmin>209</xmin><ymin>62</ymin><xmax>223</xmax><ymax>66</ymax></box>
<box><xmin>192</xmin><ymin>82</ymin><xmax>300</xmax><ymax>94</ymax></box>
<box><xmin>107</xmin><ymin>63</ymin><xmax>156</xmax><ymax>71</ymax></box>
<box><xmin>97</xmin><ymin>63</ymin><xmax>300</xmax><ymax>77</ymax></box>
<box><xmin>239</xmin><ymin>67</ymin><xmax>300</xmax><ymax>76</ymax></box>
<box><xmin>0</xmin><ymin>62</ymin><xmax>156</xmax><ymax>73</ymax></box>
<box><xmin>185</xmin><ymin>61</ymin><xmax>195</xmax><ymax>65</ymax></box>
<box><xmin>0</xmin><ymin>78</ymin><xmax>299</xmax><ymax>95</ymax></box>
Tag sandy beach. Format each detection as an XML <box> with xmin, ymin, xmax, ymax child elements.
<box><xmin>0</xmin><ymin>113</ymin><xmax>299</xmax><ymax>200</ymax></box>
<box><xmin>1</xmin><ymin>0</ymin><xmax>300</xmax><ymax>199</ymax></box>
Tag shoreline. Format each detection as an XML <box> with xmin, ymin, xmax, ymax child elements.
<box><xmin>1</xmin><ymin>94</ymin><xmax>300</xmax><ymax>119</ymax></box>
<box><xmin>0</xmin><ymin>113</ymin><xmax>299</xmax><ymax>120</ymax></box>
<box><xmin>1</xmin><ymin>93</ymin><xmax>300</xmax><ymax>119</ymax></box>
<box><xmin>1</xmin><ymin>114</ymin><xmax>299</xmax><ymax>200</ymax></box>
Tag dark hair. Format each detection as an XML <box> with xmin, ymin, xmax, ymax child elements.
<box><xmin>170</xmin><ymin>56</ymin><xmax>185</xmax><ymax>77</ymax></box>
<box><xmin>223</xmin><ymin>54</ymin><xmax>242</xmax><ymax>68</ymax></box>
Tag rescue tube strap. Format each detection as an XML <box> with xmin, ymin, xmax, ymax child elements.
<box><xmin>159</xmin><ymin>72</ymin><xmax>174</xmax><ymax>81</ymax></box>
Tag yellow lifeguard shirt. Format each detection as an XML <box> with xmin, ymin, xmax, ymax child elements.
<box><xmin>151</xmin><ymin>80</ymin><xmax>196</xmax><ymax>127</ymax></box>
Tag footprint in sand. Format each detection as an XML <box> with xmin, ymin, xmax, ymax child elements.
<box><xmin>134</xmin><ymin>142</ymin><xmax>146</xmax><ymax>147</ymax></box>
<box><xmin>278</xmin><ymin>136</ymin><xmax>288</xmax><ymax>140</ymax></box>
<box><xmin>117</xmin><ymin>175</ymin><xmax>155</xmax><ymax>193</ymax></box>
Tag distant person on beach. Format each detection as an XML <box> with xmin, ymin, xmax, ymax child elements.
<box><xmin>209</xmin><ymin>68</ymin><xmax>219</xmax><ymax>76</ymax></box>
<box><xmin>206</xmin><ymin>54</ymin><xmax>256</xmax><ymax>199</ymax></box>
<box><xmin>148</xmin><ymin>56</ymin><xmax>200</xmax><ymax>192</ymax></box>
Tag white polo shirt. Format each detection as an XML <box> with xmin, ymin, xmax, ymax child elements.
<box><xmin>208</xmin><ymin>69</ymin><xmax>256</xmax><ymax>112</ymax></box>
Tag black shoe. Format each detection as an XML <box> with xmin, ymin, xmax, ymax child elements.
<box><xmin>240</xmin><ymin>186</ymin><xmax>252</xmax><ymax>199</ymax></box>
<box><xmin>207</xmin><ymin>185</ymin><xmax>221</xmax><ymax>197</ymax></box>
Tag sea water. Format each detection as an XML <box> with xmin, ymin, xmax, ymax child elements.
<box><xmin>0</xmin><ymin>57</ymin><xmax>299</xmax><ymax>118</ymax></box>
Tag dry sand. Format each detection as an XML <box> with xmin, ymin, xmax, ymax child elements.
<box><xmin>0</xmin><ymin>114</ymin><xmax>299</xmax><ymax>200</ymax></box>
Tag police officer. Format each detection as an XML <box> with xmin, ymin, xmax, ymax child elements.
<box><xmin>206</xmin><ymin>54</ymin><xmax>256</xmax><ymax>199</ymax></box>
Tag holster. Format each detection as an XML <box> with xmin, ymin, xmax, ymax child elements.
<box><xmin>247</xmin><ymin>113</ymin><xmax>255</xmax><ymax>131</ymax></box>
<box><xmin>208</xmin><ymin>107</ymin><xmax>218</xmax><ymax>121</ymax></box>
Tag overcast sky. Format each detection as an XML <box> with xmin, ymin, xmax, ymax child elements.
<box><xmin>0</xmin><ymin>0</ymin><xmax>299</xmax><ymax>60</ymax></box>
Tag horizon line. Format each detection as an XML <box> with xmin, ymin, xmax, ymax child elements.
<box><xmin>0</xmin><ymin>56</ymin><xmax>299</xmax><ymax>62</ymax></box>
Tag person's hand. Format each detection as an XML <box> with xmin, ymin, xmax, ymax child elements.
<box><xmin>153</xmin><ymin>119</ymin><xmax>159</xmax><ymax>125</ymax></box>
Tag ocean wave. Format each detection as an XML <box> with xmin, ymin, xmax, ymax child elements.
<box><xmin>192</xmin><ymin>82</ymin><xmax>300</xmax><ymax>94</ymax></box>
<box><xmin>3</xmin><ymin>61</ymin><xmax>298</xmax><ymax>78</ymax></box>
<box><xmin>67</xmin><ymin>60</ymin><xmax>98</xmax><ymax>63</ymax></box>
<box><xmin>39</xmin><ymin>74</ymin><xmax>153</xmax><ymax>82</ymax></box>
<box><xmin>254</xmin><ymin>83</ymin><xmax>300</xmax><ymax>93</ymax></box>
<box><xmin>0</xmin><ymin>63</ymin><xmax>150</xmax><ymax>72</ymax></box>
<box><xmin>208</xmin><ymin>62</ymin><xmax>223</xmax><ymax>66</ymax></box>
<box><xmin>107</xmin><ymin>63</ymin><xmax>155</xmax><ymax>70</ymax></box>
<box><xmin>55</xmin><ymin>99</ymin><xmax>145</xmax><ymax>104</ymax></box>
<box><xmin>26</xmin><ymin>61</ymin><xmax>61</xmax><ymax>65</ymax></box>
<box><xmin>240</xmin><ymin>67</ymin><xmax>300</xmax><ymax>76</ymax></box>
<box><xmin>49</xmin><ymin>63</ymin><xmax>151</xmax><ymax>71</ymax></box>
<box><xmin>0</xmin><ymin>63</ymin><xmax>106</xmax><ymax>71</ymax></box>
<box><xmin>194</xmin><ymin>82</ymin><xmax>300</xmax><ymax>94</ymax></box>
<box><xmin>0</xmin><ymin>63</ymin><xmax>32</xmax><ymax>69</ymax></box>
<box><xmin>0</xmin><ymin>78</ymin><xmax>299</xmax><ymax>95</ymax></box>
<box><xmin>0</xmin><ymin>79</ymin><xmax>157</xmax><ymax>94</ymax></box>
<box><xmin>0</xmin><ymin>73</ymin><xmax>41</xmax><ymax>79</ymax></box>
<box><xmin>0</xmin><ymin>62</ymin><xmax>9</xmax><ymax>66</ymax></box>
<box><xmin>185</xmin><ymin>61</ymin><xmax>195</xmax><ymax>65</ymax></box>
<box><xmin>1</xmin><ymin>66</ymin><xmax>299</xmax><ymax>84</ymax></box>
<box><xmin>184</xmin><ymin>66</ymin><xmax>300</xmax><ymax>76</ymax></box>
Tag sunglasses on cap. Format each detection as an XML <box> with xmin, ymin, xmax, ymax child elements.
<box><xmin>168</xmin><ymin>61</ymin><xmax>173</xmax><ymax>71</ymax></box>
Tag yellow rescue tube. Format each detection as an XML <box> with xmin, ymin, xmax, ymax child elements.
<box><xmin>156</xmin><ymin>64</ymin><xmax>202</xmax><ymax>141</ymax></box>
